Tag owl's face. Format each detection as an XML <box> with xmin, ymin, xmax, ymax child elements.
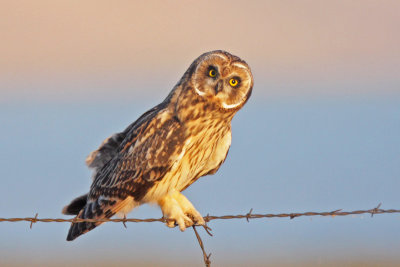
<box><xmin>190</xmin><ymin>51</ymin><xmax>253</xmax><ymax>110</ymax></box>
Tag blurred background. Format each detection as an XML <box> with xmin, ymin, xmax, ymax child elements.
<box><xmin>1</xmin><ymin>0</ymin><xmax>399</xmax><ymax>266</ymax></box>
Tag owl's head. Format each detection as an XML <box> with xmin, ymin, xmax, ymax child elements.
<box><xmin>187</xmin><ymin>50</ymin><xmax>253</xmax><ymax>111</ymax></box>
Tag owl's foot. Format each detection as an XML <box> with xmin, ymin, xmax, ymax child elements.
<box><xmin>173</xmin><ymin>192</ymin><xmax>205</xmax><ymax>227</ymax></box>
<box><xmin>158</xmin><ymin>191</ymin><xmax>204</xmax><ymax>231</ymax></box>
<box><xmin>159</xmin><ymin>194</ymin><xmax>193</xmax><ymax>231</ymax></box>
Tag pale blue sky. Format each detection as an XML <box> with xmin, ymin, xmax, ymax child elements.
<box><xmin>0</xmin><ymin>95</ymin><xmax>399</xmax><ymax>266</ymax></box>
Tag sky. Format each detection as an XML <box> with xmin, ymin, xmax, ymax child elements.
<box><xmin>1</xmin><ymin>0</ymin><xmax>399</xmax><ymax>102</ymax></box>
<box><xmin>0</xmin><ymin>1</ymin><xmax>400</xmax><ymax>266</ymax></box>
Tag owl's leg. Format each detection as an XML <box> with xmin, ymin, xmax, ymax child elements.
<box><xmin>158</xmin><ymin>193</ymin><xmax>193</xmax><ymax>231</ymax></box>
<box><xmin>172</xmin><ymin>191</ymin><xmax>205</xmax><ymax>227</ymax></box>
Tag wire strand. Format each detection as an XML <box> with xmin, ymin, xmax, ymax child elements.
<box><xmin>1</xmin><ymin>204</ymin><xmax>398</xmax><ymax>267</ymax></box>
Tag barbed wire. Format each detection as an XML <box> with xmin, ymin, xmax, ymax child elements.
<box><xmin>2</xmin><ymin>204</ymin><xmax>399</xmax><ymax>225</ymax></box>
<box><xmin>1</xmin><ymin>203</ymin><xmax>399</xmax><ymax>267</ymax></box>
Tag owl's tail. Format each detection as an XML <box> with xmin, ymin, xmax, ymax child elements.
<box><xmin>62</xmin><ymin>193</ymin><xmax>88</xmax><ymax>215</ymax></box>
<box><xmin>63</xmin><ymin>195</ymin><xmax>133</xmax><ymax>241</ymax></box>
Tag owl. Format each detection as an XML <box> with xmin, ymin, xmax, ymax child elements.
<box><xmin>62</xmin><ymin>50</ymin><xmax>253</xmax><ymax>241</ymax></box>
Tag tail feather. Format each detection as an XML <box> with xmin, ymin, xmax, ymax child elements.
<box><xmin>65</xmin><ymin>196</ymin><xmax>134</xmax><ymax>241</ymax></box>
<box><xmin>62</xmin><ymin>194</ymin><xmax>88</xmax><ymax>215</ymax></box>
<box><xmin>66</xmin><ymin>197</ymin><xmax>117</xmax><ymax>241</ymax></box>
<box><xmin>66</xmin><ymin>209</ymin><xmax>100</xmax><ymax>241</ymax></box>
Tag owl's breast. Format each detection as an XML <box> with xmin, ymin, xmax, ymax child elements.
<box><xmin>193</xmin><ymin>128</ymin><xmax>231</xmax><ymax>178</ymax></box>
<box><xmin>143</xmin><ymin>120</ymin><xmax>231</xmax><ymax>202</ymax></box>
<box><xmin>169</xmin><ymin>120</ymin><xmax>232</xmax><ymax>191</ymax></box>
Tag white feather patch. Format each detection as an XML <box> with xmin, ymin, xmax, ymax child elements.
<box><xmin>222</xmin><ymin>101</ymin><xmax>242</xmax><ymax>109</ymax></box>
<box><xmin>194</xmin><ymin>86</ymin><xmax>206</xmax><ymax>96</ymax></box>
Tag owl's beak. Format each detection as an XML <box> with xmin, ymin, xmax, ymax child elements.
<box><xmin>214</xmin><ymin>80</ymin><xmax>223</xmax><ymax>94</ymax></box>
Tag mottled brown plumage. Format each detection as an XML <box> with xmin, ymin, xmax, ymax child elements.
<box><xmin>62</xmin><ymin>50</ymin><xmax>253</xmax><ymax>240</ymax></box>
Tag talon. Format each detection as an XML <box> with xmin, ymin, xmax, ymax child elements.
<box><xmin>195</xmin><ymin>216</ymin><xmax>205</xmax><ymax>226</ymax></box>
<box><xmin>166</xmin><ymin>219</ymin><xmax>176</xmax><ymax>228</ymax></box>
<box><xmin>180</xmin><ymin>214</ymin><xmax>194</xmax><ymax>231</ymax></box>
<box><xmin>178</xmin><ymin>223</ymin><xmax>186</xmax><ymax>231</ymax></box>
<box><xmin>162</xmin><ymin>209</ymin><xmax>193</xmax><ymax>231</ymax></box>
<box><xmin>185</xmin><ymin>210</ymin><xmax>205</xmax><ymax>226</ymax></box>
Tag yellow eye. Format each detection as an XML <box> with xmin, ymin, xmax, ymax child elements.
<box><xmin>229</xmin><ymin>78</ymin><xmax>239</xmax><ymax>87</ymax></box>
<box><xmin>209</xmin><ymin>69</ymin><xmax>217</xmax><ymax>77</ymax></box>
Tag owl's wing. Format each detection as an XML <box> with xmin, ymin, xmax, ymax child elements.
<box><xmin>89</xmin><ymin>108</ymin><xmax>185</xmax><ymax>201</ymax></box>
<box><xmin>67</xmin><ymin>105</ymin><xmax>186</xmax><ymax>241</ymax></box>
<box><xmin>85</xmin><ymin>133</ymin><xmax>125</xmax><ymax>171</ymax></box>
<box><xmin>85</xmin><ymin>104</ymin><xmax>165</xmax><ymax>173</ymax></box>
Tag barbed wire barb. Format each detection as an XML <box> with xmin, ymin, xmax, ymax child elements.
<box><xmin>371</xmin><ymin>203</ymin><xmax>382</xmax><ymax>217</ymax></box>
<box><xmin>202</xmin><ymin>223</ymin><xmax>213</xmax><ymax>237</ymax></box>
<box><xmin>30</xmin><ymin>213</ymin><xmax>38</xmax><ymax>229</ymax></box>
<box><xmin>246</xmin><ymin>208</ymin><xmax>253</xmax><ymax>222</ymax></box>
<box><xmin>122</xmin><ymin>214</ymin><xmax>128</xmax><ymax>229</ymax></box>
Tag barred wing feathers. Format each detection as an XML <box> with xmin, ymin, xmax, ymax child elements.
<box><xmin>85</xmin><ymin>104</ymin><xmax>165</xmax><ymax>174</ymax></box>
<box><xmin>66</xmin><ymin>105</ymin><xmax>187</xmax><ymax>241</ymax></box>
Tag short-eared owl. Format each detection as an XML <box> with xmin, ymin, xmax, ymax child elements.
<box><xmin>62</xmin><ymin>50</ymin><xmax>253</xmax><ymax>241</ymax></box>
